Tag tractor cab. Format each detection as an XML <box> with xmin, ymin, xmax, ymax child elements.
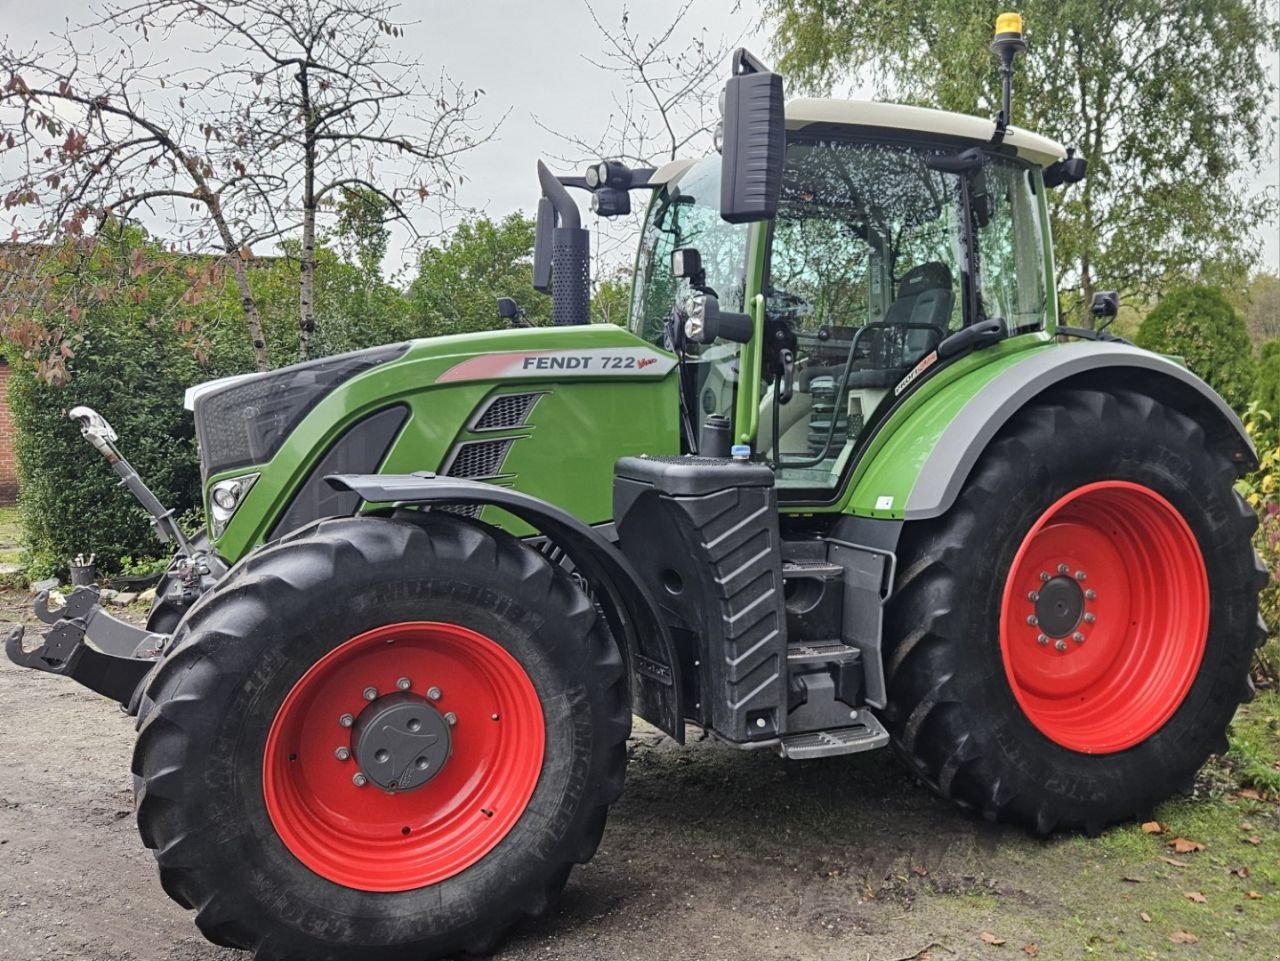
<box><xmin>629</xmin><ymin>97</ymin><xmax>1069</xmax><ymax>500</ymax></box>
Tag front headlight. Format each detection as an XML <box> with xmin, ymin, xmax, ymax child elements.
<box><xmin>209</xmin><ymin>473</ymin><xmax>259</xmax><ymax>538</ymax></box>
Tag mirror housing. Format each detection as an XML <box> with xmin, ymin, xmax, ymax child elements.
<box><xmin>1090</xmin><ymin>290</ymin><xmax>1120</xmax><ymax>320</ymax></box>
<box><xmin>1044</xmin><ymin>149</ymin><xmax>1088</xmax><ymax>188</ymax></box>
<box><xmin>684</xmin><ymin>294</ymin><xmax>754</xmax><ymax>344</ymax></box>
<box><xmin>719</xmin><ymin>49</ymin><xmax>785</xmax><ymax>224</ymax></box>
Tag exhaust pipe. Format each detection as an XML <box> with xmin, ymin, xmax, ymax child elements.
<box><xmin>535</xmin><ymin>161</ymin><xmax>591</xmax><ymax>327</ymax></box>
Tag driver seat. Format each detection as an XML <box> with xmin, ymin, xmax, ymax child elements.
<box><xmin>885</xmin><ymin>261</ymin><xmax>954</xmax><ymax>355</ymax></box>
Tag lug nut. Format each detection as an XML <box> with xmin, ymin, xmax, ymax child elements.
<box><xmin>1027</xmin><ymin>591</ymin><xmax>1039</xmax><ymax>602</ymax></box>
<box><xmin>362</xmin><ymin>686</ymin><xmax>378</xmax><ymax>701</ymax></box>
<box><xmin>352</xmin><ymin>773</ymin><xmax>368</xmax><ymax>787</ymax></box>
<box><xmin>335</xmin><ymin>746</ymin><xmax>351</xmax><ymax>761</ymax></box>
<box><xmin>1085</xmin><ymin>589</ymin><xmax>1097</xmax><ymax>600</ymax></box>
<box><xmin>1057</xmin><ymin>563</ymin><xmax>1070</xmax><ymax>575</ymax></box>
<box><xmin>1037</xmin><ymin>634</ymin><xmax>1049</xmax><ymax>646</ymax></box>
<box><xmin>427</xmin><ymin>686</ymin><xmax>442</xmax><ymax>701</ymax></box>
<box><xmin>1026</xmin><ymin>615</ymin><xmax>1038</xmax><ymax>626</ymax></box>
<box><xmin>444</xmin><ymin>712</ymin><xmax>457</xmax><ymax>726</ymax></box>
<box><xmin>1083</xmin><ymin>613</ymin><xmax>1096</xmax><ymax>624</ymax></box>
<box><xmin>1075</xmin><ymin>570</ymin><xmax>1087</xmax><ymax>581</ymax></box>
<box><xmin>1054</xmin><ymin>639</ymin><xmax>1067</xmax><ymax>651</ymax></box>
<box><xmin>396</xmin><ymin>677</ymin><xmax>412</xmax><ymax>691</ymax></box>
<box><xmin>1073</xmin><ymin>631</ymin><xmax>1085</xmax><ymax>643</ymax></box>
<box><xmin>338</xmin><ymin>713</ymin><xmax>354</xmax><ymax>728</ymax></box>
<box><xmin>1040</xmin><ymin>572</ymin><xmax>1051</xmax><ymax>582</ymax></box>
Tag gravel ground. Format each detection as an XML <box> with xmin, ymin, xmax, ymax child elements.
<box><xmin>1</xmin><ymin>591</ymin><xmax>1276</xmax><ymax>961</ymax></box>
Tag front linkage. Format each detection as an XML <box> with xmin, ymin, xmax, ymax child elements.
<box><xmin>5</xmin><ymin>407</ymin><xmax>224</xmax><ymax>711</ymax></box>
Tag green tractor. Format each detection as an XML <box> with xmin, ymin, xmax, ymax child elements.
<box><xmin>6</xmin><ymin>16</ymin><xmax>1267</xmax><ymax>961</ymax></box>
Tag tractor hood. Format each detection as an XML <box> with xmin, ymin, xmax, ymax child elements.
<box><xmin>189</xmin><ymin>324</ymin><xmax>681</xmax><ymax>557</ymax></box>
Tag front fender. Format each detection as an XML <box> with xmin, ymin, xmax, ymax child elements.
<box><xmin>327</xmin><ymin>472</ymin><xmax>684</xmax><ymax>742</ymax></box>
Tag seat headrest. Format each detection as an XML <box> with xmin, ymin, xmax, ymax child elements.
<box><xmin>898</xmin><ymin>262</ymin><xmax>951</xmax><ymax>297</ymax></box>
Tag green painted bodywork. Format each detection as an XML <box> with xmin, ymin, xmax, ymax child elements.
<box><xmin>202</xmin><ymin>138</ymin><xmax>1071</xmax><ymax>559</ymax></box>
<box><xmin>210</xmin><ymin>324</ymin><xmax>679</xmax><ymax>560</ymax></box>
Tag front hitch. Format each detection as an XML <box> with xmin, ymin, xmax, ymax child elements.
<box><xmin>69</xmin><ymin>405</ymin><xmax>191</xmax><ymax>552</ymax></box>
<box><xmin>5</xmin><ymin>586</ymin><xmax>166</xmax><ymax>708</ymax></box>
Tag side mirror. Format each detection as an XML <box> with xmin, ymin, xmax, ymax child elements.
<box><xmin>719</xmin><ymin>48</ymin><xmax>785</xmax><ymax>224</ymax></box>
<box><xmin>1090</xmin><ymin>290</ymin><xmax>1119</xmax><ymax>320</ymax></box>
<box><xmin>497</xmin><ymin>297</ymin><xmax>519</xmax><ymax>319</ymax></box>
<box><xmin>671</xmin><ymin>247</ymin><xmax>705</xmax><ymax>288</ymax></box>
<box><xmin>684</xmin><ymin>294</ymin><xmax>754</xmax><ymax>345</ymax></box>
<box><xmin>532</xmin><ymin>196</ymin><xmax>554</xmax><ymax>292</ymax></box>
<box><xmin>1044</xmin><ymin>149</ymin><xmax>1087</xmax><ymax>188</ymax></box>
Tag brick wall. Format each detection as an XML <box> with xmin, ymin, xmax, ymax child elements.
<box><xmin>0</xmin><ymin>361</ymin><xmax>18</xmax><ymax>504</ymax></box>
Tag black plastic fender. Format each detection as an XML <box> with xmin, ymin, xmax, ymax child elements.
<box><xmin>327</xmin><ymin>472</ymin><xmax>685</xmax><ymax>742</ymax></box>
<box><xmin>903</xmin><ymin>341</ymin><xmax>1258</xmax><ymax>521</ymax></box>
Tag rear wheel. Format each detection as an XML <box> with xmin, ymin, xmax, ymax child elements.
<box><xmin>133</xmin><ymin>513</ymin><xmax>629</xmax><ymax>960</ymax></box>
<box><xmin>884</xmin><ymin>387</ymin><xmax>1267</xmax><ymax>833</ymax></box>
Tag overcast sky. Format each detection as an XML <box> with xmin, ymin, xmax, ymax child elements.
<box><xmin>2</xmin><ymin>0</ymin><xmax>1277</xmax><ymax>276</ymax></box>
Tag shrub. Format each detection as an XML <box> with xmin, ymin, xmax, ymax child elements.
<box><xmin>1240</xmin><ymin>404</ymin><xmax>1279</xmax><ymax>684</ymax></box>
<box><xmin>1136</xmin><ymin>285</ymin><xmax>1257</xmax><ymax>413</ymax></box>
<box><xmin>1255</xmin><ymin>340</ymin><xmax>1280</xmax><ymax>421</ymax></box>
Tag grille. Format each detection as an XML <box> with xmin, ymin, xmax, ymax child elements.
<box><xmin>194</xmin><ymin>342</ymin><xmax>408</xmax><ymax>480</ymax></box>
<box><xmin>443</xmin><ymin>439</ymin><xmax>514</xmax><ymax>479</ymax></box>
<box><xmin>473</xmin><ymin>393</ymin><xmax>541</xmax><ymax>431</ymax></box>
<box><xmin>436</xmin><ymin>503</ymin><xmax>484</xmax><ymax>518</ymax></box>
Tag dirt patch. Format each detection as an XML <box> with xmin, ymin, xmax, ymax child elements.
<box><xmin>1</xmin><ymin>591</ymin><xmax>1276</xmax><ymax>960</ymax></box>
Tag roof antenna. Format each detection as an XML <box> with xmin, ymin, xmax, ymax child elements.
<box><xmin>990</xmin><ymin>12</ymin><xmax>1026</xmax><ymax>146</ymax></box>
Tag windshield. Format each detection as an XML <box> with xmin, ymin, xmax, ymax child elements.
<box><xmin>631</xmin><ymin>156</ymin><xmax>751</xmax><ymax>447</ymax></box>
<box><xmin>765</xmin><ymin>137</ymin><xmax>1047</xmax><ymax>493</ymax></box>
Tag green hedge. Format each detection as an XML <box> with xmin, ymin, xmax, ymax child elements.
<box><xmin>1135</xmin><ymin>285</ymin><xmax>1257</xmax><ymax>413</ymax></box>
<box><xmin>6</xmin><ymin>230</ymin><xmax>412</xmax><ymax>578</ymax></box>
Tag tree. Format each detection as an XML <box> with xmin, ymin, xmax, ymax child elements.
<box><xmin>1135</xmin><ymin>285</ymin><xmax>1256</xmax><ymax>412</ymax></box>
<box><xmin>1238</xmin><ymin>272</ymin><xmax>1280</xmax><ymax>348</ymax></box>
<box><xmin>1</xmin><ymin>46</ymin><xmax>275</xmax><ymax>371</ymax></box>
<box><xmin>764</xmin><ymin>0</ymin><xmax>1280</xmax><ymax>321</ymax></box>
<box><xmin>407</xmin><ymin>214</ymin><xmax>551</xmax><ymax>337</ymax></box>
<box><xmin>1</xmin><ymin>0</ymin><xmax>492</xmax><ymax>369</ymax></box>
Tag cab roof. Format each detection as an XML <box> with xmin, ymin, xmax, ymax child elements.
<box><xmin>648</xmin><ymin>97</ymin><xmax>1068</xmax><ymax>186</ymax></box>
<box><xmin>785</xmin><ymin>98</ymin><xmax>1068</xmax><ymax>167</ymax></box>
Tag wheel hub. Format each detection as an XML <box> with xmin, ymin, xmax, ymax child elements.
<box><xmin>1034</xmin><ymin>575</ymin><xmax>1085</xmax><ymax>638</ymax></box>
<box><xmin>351</xmin><ymin>692</ymin><xmax>452</xmax><ymax>791</ymax></box>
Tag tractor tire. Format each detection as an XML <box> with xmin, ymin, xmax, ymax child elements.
<box><xmin>132</xmin><ymin>513</ymin><xmax>629</xmax><ymax>961</ymax></box>
<box><xmin>883</xmin><ymin>386</ymin><xmax>1268</xmax><ymax>835</ymax></box>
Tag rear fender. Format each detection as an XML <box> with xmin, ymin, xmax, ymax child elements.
<box><xmin>901</xmin><ymin>342</ymin><xmax>1256</xmax><ymax>520</ymax></box>
<box><xmin>327</xmin><ymin>473</ymin><xmax>685</xmax><ymax>742</ymax></box>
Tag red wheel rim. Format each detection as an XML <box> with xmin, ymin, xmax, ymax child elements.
<box><xmin>998</xmin><ymin>481</ymin><xmax>1209</xmax><ymax>754</ymax></box>
<box><xmin>262</xmin><ymin>622</ymin><xmax>544</xmax><ymax>891</ymax></box>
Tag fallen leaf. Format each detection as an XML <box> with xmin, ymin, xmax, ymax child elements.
<box><xmin>1141</xmin><ymin>820</ymin><xmax>1164</xmax><ymax>834</ymax></box>
<box><xmin>1169</xmin><ymin>837</ymin><xmax>1205</xmax><ymax>854</ymax></box>
<box><xmin>1244</xmin><ymin>836</ymin><xmax>1262</xmax><ymax>846</ymax></box>
<box><xmin>1230</xmin><ymin>865</ymin><xmax>1249</xmax><ymax>879</ymax></box>
<box><xmin>1159</xmin><ymin>856</ymin><xmax>1190</xmax><ymax>867</ymax></box>
<box><xmin>1023</xmin><ymin>945</ymin><xmax>1039</xmax><ymax>957</ymax></box>
<box><xmin>1241</xmin><ymin>820</ymin><xmax>1256</xmax><ymax>831</ymax></box>
<box><xmin>1183</xmin><ymin>891</ymin><xmax>1207</xmax><ymax>903</ymax></box>
<box><xmin>1169</xmin><ymin>930</ymin><xmax>1199</xmax><ymax>944</ymax></box>
<box><xmin>979</xmin><ymin>931</ymin><xmax>1007</xmax><ymax>946</ymax></box>
<box><xmin>1122</xmin><ymin>875</ymin><xmax>1146</xmax><ymax>883</ymax></box>
<box><xmin>912</xmin><ymin>865</ymin><xmax>929</xmax><ymax>877</ymax></box>
<box><xmin>1140</xmin><ymin>912</ymin><xmax>1152</xmax><ymax>923</ymax></box>
<box><xmin>1240</xmin><ymin>788</ymin><xmax>1266</xmax><ymax>801</ymax></box>
<box><xmin>1246</xmin><ymin>891</ymin><xmax>1263</xmax><ymax>900</ymax></box>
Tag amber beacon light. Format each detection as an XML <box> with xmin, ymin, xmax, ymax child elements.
<box><xmin>991</xmin><ymin>12</ymin><xmax>1027</xmax><ymax>140</ymax></box>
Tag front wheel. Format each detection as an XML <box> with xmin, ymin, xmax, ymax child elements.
<box><xmin>883</xmin><ymin>387</ymin><xmax>1267</xmax><ymax>834</ymax></box>
<box><xmin>132</xmin><ymin>513</ymin><xmax>629</xmax><ymax>960</ymax></box>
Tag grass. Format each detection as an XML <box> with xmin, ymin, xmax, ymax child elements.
<box><xmin>0</xmin><ymin>504</ymin><xmax>23</xmax><ymax>567</ymax></box>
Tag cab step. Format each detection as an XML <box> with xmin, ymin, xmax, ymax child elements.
<box><xmin>778</xmin><ymin>709</ymin><xmax>889</xmax><ymax>759</ymax></box>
